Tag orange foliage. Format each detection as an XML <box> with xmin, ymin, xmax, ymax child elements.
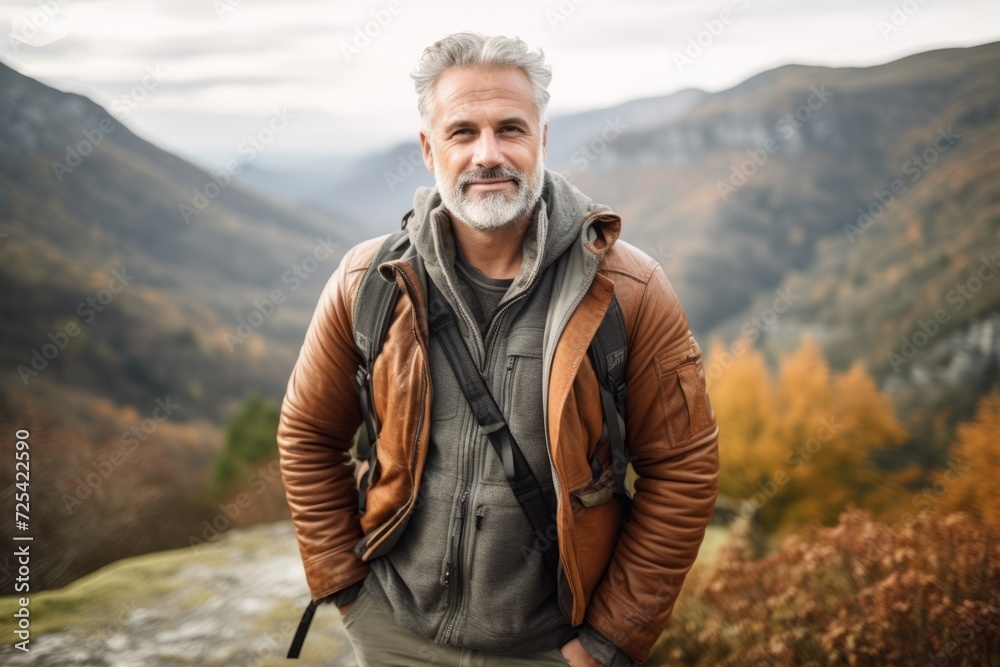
<box><xmin>649</xmin><ymin>509</ymin><xmax>1000</xmax><ymax>666</ymax></box>
<box><xmin>943</xmin><ymin>395</ymin><xmax>1000</xmax><ymax>524</ymax></box>
<box><xmin>707</xmin><ymin>336</ymin><xmax>909</xmax><ymax>533</ymax></box>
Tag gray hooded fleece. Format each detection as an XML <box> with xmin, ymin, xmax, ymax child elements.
<box><xmin>342</xmin><ymin>169</ymin><xmax>633</xmax><ymax>666</ymax></box>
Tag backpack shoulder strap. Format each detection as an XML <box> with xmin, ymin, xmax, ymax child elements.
<box><xmin>351</xmin><ymin>220</ymin><xmax>411</xmax><ymax>515</ymax></box>
<box><xmin>351</xmin><ymin>227</ymin><xmax>410</xmax><ymax>366</ymax></box>
<box><xmin>586</xmin><ymin>293</ymin><xmax>631</xmax><ymax>508</ymax></box>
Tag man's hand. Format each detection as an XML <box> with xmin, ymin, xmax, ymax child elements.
<box><xmin>560</xmin><ymin>638</ymin><xmax>604</xmax><ymax>666</ymax></box>
<box><xmin>337</xmin><ymin>599</ymin><xmax>356</xmax><ymax>617</ymax></box>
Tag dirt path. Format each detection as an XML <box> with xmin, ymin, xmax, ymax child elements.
<box><xmin>0</xmin><ymin>522</ymin><xmax>357</xmax><ymax>666</ymax></box>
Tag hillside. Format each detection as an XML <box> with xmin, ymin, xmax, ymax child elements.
<box><xmin>0</xmin><ymin>60</ymin><xmax>363</xmax><ymax>588</ymax></box>
<box><xmin>569</xmin><ymin>43</ymin><xmax>1000</xmax><ymax>365</ymax></box>
<box><xmin>0</xmin><ymin>60</ymin><xmax>365</xmax><ymax>424</ymax></box>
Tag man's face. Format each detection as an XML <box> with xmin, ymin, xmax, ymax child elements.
<box><xmin>419</xmin><ymin>66</ymin><xmax>548</xmax><ymax>232</ymax></box>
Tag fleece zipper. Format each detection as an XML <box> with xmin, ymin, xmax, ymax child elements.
<box><xmin>438</xmin><ymin>289</ymin><xmax>528</xmax><ymax>645</ymax></box>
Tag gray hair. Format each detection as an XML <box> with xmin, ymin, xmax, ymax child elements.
<box><xmin>411</xmin><ymin>32</ymin><xmax>552</xmax><ymax>126</ymax></box>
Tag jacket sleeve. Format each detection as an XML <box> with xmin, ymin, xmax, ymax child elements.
<box><xmin>583</xmin><ymin>261</ymin><xmax>721</xmax><ymax>663</ymax></box>
<box><xmin>277</xmin><ymin>241</ymin><xmax>371</xmax><ymax>603</ymax></box>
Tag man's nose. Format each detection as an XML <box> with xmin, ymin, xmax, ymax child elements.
<box><xmin>472</xmin><ymin>130</ymin><xmax>504</xmax><ymax>168</ymax></box>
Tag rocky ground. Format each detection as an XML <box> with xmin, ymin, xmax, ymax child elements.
<box><xmin>0</xmin><ymin>522</ymin><xmax>356</xmax><ymax>666</ymax></box>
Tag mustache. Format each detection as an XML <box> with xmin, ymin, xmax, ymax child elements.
<box><xmin>458</xmin><ymin>166</ymin><xmax>524</xmax><ymax>191</ymax></box>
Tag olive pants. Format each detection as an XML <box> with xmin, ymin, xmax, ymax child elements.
<box><xmin>342</xmin><ymin>586</ymin><xmax>571</xmax><ymax>666</ymax></box>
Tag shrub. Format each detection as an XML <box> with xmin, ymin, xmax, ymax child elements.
<box><xmin>650</xmin><ymin>509</ymin><xmax>1000</xmax><ymax>666</ymax></box>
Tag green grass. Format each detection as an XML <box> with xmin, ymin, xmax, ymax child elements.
<box><xmin>0</xmin><ymin>533</ymin><xmax>234</xmax><ymax>638</ymax></box>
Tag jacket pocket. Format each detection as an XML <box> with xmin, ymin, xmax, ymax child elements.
<box><xmin>569</xmin><ymin>437</ymin><xmax>617</xmax><ymax>508</ymax></box>
<box><xmin>654</xmin><ymin>345</ymin><xmax>715</xmax><ymax>447</ymax></box>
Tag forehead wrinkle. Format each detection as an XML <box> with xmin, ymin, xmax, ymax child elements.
<box><xmin>430</xmin><ymin>68</ymin><xmax>538</xmax><ymax>128</ymax></box>
<box><xmin>440</xmin><ymin>99</ymin><xmax>533</xmax><ymax>129</ymax></box>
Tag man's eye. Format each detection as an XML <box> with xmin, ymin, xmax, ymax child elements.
<box><xmin>500</xmin><ymin>126</ymin><xmax>521</xmax><ymax>133</ymax></box>
<box><xmin>452</xmin><ymin>129</ymin><xmax>472</xmax><ymax>137</ymax></box>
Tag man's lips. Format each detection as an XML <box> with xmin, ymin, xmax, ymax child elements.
<box><xmin>466</xmin><ymin>178</ymin><xmax>515</xmax><ymax>190</ymax></box>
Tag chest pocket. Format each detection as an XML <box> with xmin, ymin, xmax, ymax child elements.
<box><xmin>428</xmin><ymin>332</ymin><xmax>459</xmax><ymax>422</ymax></box>
<box><xmin>484</xmin><ymin>326</ymin><xmax>548</xmax><ymax>487</ymax></box>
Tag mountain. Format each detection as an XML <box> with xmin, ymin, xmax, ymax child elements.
<box><xmin>564</xmin><ymin>42</ymin><xmax>1000</xmax><ymax>372</ymax></box>
<box><xmin>0</xmin><ymin>60</ymin><xmax>363</xmax><ymax>589</ymax></box>
<box><xmin>235</xmin><ymin>88</ymin><xmax>709</xmax><ymax>228</ymax></box>
<box><xmin>0</xmin><ymin>60</ymin><xmax>364</xmax><ymax>425</ymax></box>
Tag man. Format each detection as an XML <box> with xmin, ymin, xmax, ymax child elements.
<box><xmin>277</xmin><ymin>32</ymin><xmax>720</xmax><ymax>666</ymax></box>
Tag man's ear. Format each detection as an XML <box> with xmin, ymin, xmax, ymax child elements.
<box><xmin>542</xmin><ymin>121</ymin><xmax>548</xmax><ymax>162</ymax></box>
<box><xmin>419</xmin><ymin>129</ymin><xmax>434</xmax><ymax>173</ymax></box>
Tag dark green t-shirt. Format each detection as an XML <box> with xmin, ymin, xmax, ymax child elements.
<box><xmin>453</xmin><ymin>254</ymin><xmax>514</xmax><ymax>337</ymax></box>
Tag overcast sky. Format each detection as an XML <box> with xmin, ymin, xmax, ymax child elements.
<box><xmin>3</xmin><ymin>0</ymin><xmax>999</xmax><ymax>169</ymax></box>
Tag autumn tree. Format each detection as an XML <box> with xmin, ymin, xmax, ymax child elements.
<box><xmin>706</xmin><ymin>336</ymin><xmax>910</xmax><ymax>534</ymax></box>
<box><xmin>705</xmin><ymin>338</ymin><xmax>778</xmax><ymax>498</ymax></box>
<box><xmin>942</xmin><ymin>394</ymin><xmax>1000</xmax><ymax>523</ymax></box>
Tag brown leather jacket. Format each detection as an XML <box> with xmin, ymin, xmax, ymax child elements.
<box><xmin>277</xmin><ymin>208</ymin><xmax>720</xmax><ymax>663</ymax></box>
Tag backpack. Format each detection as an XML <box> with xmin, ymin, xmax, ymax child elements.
<box><xmin>287</xmin><ymin>212</ymin><xmax>631</xmax><ymax>658</ymax></box>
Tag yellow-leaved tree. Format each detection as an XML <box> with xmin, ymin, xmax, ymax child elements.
<box><xmin>942</xmin><ymin>395</ymin><xmax>1000</xmax><ymax>524</ymax></box>
<box><xmin>705</xmin><ymin>338</ymin><xmax>778</xmax><ymax>498</ymax></box>
<box><xmin>707</xmin><ymin>336</ymin><xmax>910</xmax><ymax>534</ymax></box>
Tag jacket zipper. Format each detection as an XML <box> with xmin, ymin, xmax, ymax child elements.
<box><xmin>539</xmin><ymin>212</ymin><xmax>614</xmax><ymax>610</ymax></box>
<box><xmin>441</xmin><ymin>485</ymin><xmax>469</xmax><ymax>643</ymax></box>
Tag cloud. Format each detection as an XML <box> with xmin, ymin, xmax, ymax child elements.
<box><xmin>2</xmin><ymin>0</ymin><xmax>997</xmax><ymax>162</ymax></box>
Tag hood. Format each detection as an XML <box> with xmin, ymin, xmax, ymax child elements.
<box><xmin>405</xmin><ymin>168</ymin><xmax>613</xmax><ymax>345</ymax></box>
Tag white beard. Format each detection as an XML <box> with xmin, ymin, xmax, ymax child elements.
<box><xmin>435</xmin><ymin>147</ymin><xmax>545</xmax><ymax>232</ymax></box>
